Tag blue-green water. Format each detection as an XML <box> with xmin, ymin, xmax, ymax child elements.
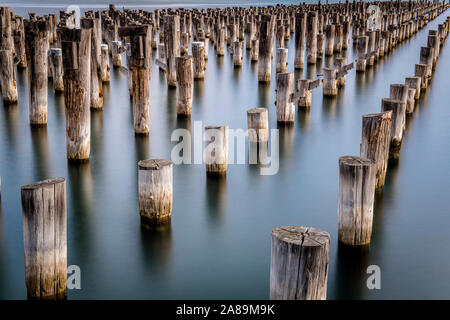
<box><xmin>1</xmin><ymin>2</ymin><xmax>450</xmax><ymax>299</ymax></box>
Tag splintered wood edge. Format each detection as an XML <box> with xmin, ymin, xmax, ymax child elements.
<box><xmin>21</xmin><ymin>178</ymin><xmax>66</xmax><ymax>190</ymax></box>
<box><xmin>272</xmin><ymin>226</ymin><xmax>330</xmax><ymax>247</ymax></box>
<box><xmin>138</xmin><ymin>159</ymin><xmax>173</xmax><ymax>170</ymax></box>
<box><xmin>339</xmin><ymin>156</ymin><xmax>375</xmax><ymax>167</ymax></box>
<box><xmin>247</xmin><ymin>107</ymin><xmax>268</xmax><ymax>114</ymax></box>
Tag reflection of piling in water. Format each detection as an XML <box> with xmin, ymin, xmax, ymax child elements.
<box><xmin>30</xmin><ymin>126</ymin><xmax>50</xmax><ymax>181</ymax></box>
<box><xmin>206</xmin><ymin>175</ymin><xmax>227</xmax><ymax>225</ymax></box>
<box><xmin>140</xmin><ymin>223</ymin><xmax>173</xmax><ymax>270</ymax></box>
<box><xmin>338</xmin><ymin>156</ymin><xmax>376</xmax><ymax>246</ymax></box>
<box><xmin>21</xmin><ymin>178</ymin><xmax>67</xmax><ymax>300</ymax></box>
<box><xmin>334</xmin><ymin>242</ymin><xmax>370</xmax><ymax>299</ymax></box>
<box><xmin>270</xmin><ymin>226</ymin><xmax>330</xmax><ymax>300</ymax></box>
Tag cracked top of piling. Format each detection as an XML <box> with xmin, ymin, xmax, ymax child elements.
<box><xmin>138</xmin><ymin>159</ymin><xmax>172</xmax><ymax>170</ymax></box>
<box><xmin>21</xmin><ymin>177</ymin><xmax>66</xmax><ymax>190</ymax></box>
<box><xmin>272</xmin><ymin>226</ymin><xmax>330</xmax><ymax>247</ymax></box>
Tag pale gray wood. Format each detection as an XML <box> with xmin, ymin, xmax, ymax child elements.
<box><xmin>247</xmin><ymin>107</ymin><xmax>269</xmax><ymax>143</ymax></box>
<box><xmin>205</xmin><ymin>125</ymin><xmax>228</xmax><ymax>176</ymax></box>
<box><xmin>176</xmin><ymin>55</ymin><xmax>193</xmax><ymax>117</ymax></box>
<box><xmin>270</xmin><ymin>226</ymin><xmax>330</xmax><ymax>300</ymax></box>
<box><xmin>276</xmin><ymin>72</ymin><xmax>295</xmax><ymax>122</ymax></box>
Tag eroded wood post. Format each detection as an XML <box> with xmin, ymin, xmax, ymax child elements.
<box><xmin>164</xmin><ymin>14</ymin><xmax>181</xmax><ymax>87</ymax></box>
<box><xmin>89</xmin><ymin>16</ymin><xmax>103</xmax><ymax>109</ymax></box>
<box><xmin>297</xmin><ymin>79</ymin><xmax>312</xmax><ymax>108</ymax></box>
<box><xmin>176</xmin><ymin>55</ymin><xmax>193</xmax><ymax>117</ymax></box>
<box><xmin>306</xmin><ymin>11</ymin><xmax>318</xmax><ymax>64</ymax></box>
<box><xmin>406</xmin><ymin>88</ymin><xmax>416</xmax><ymax>114</ymax></box>
<box><xmin>360</xmin><ymin>112</ymin><xmax>392</xmax><ymax>189</ymax></box>
<box><xmin>0</xmin><ymin>7</ymin><xmax>18</xmax><ymax>104</ymax></box>
<box><xmin>270</xmin><ymin>226</ymin><xmax>330</xmax><ymax>300</ymax></box>
<box><xmin>21</xmin><ymin>178</ymin><xmax>67</xmax><ymax>299</ymax></box>
<box><xmin>251</xmin><ymin>39</ymin><xmax>259</xmax><ymax>61</ymax></box>
<box><xmin>59</xmin><ymin>19</ymin><xmax>92</xmax><ymax>160</ymax></box>
<box><xmin>192</xmin><ymin>41</ymin><xmax>205</xmax><ymax>79</ymax></box>
<box><xmin>338</xmin><ymin>156</ymin><xmax>376</xmax><ymax>246</ymax></box>
<box><xmin>294</xmin><ymin>12</ymin><xmax>306</xmax><ymax>69</ymax></box>
<box><xmin>276</xmin><ymin>48</ymin><xmax>288</xmax><ymax>73</ymax></box>
<box><xmin>24</xmin><ymin>19</ymin><xmax>49</xmax><ymax>125</ymax></box>
<box><xmin>414</xmin><ymin>64</ymin><xmax>429</xmax><ymax>89</ymax></box>
<box><xmin>322</xmin><ymin>67</ymin><xmax>337</xmax><ymax>96</ymax></box>
<box><xmin>233</xmin><ymin>40</ymin><xmax>243</xmax><ymax>67</ymax></box>
<box><xmin>119</xmin><ymin>25</ymin><xmax>151</xmax><ymax>135</ymax></box>
<box><xmin>381</xmin><ymin>98</ymin><xmax>406</xmax><ymax>159</ymax></box>
<box><xmin>258</xmin><ymin>16</ymin><xmax>274</xmax><ymax>82</ymax></box>
<box><xmin>13</xmin><ymin>16</ymin><xmax>27</xmax><ymax>68</ymax></box>
<box><xmin>205</xmin><ymin>125</ymin><xmax>228</xmax><ymax>176</ymax></box>
<box><xmin>138</xmin><ymin>159</ymin><xmax>173</xmax><ymax>226</ymax></box>
<box><xmin>111</xmin><ymin>40</ymin><xmax>122</xmax><ymax>67</ymax></box>
<box><xmin>324</xmin><ymin>24</ymin><xmax>335</xmax><ymax>56</ymax></box>
<box><xmin>48</xmin><ymin>48</ymin><xmax>64</xmax><ymax>92</ymax></box>
<box><xmin>247</xmin><ymin>107</ymin><xmax>269</xmax><ymax>143</ymax></box>
<box><xmin>356</xmin><ymin>35</ymin><xmax>368</xmax><ymax>71</ymax></box>
<box><xmin>405</xmin><ymin>76</ymin><xmax>421</xmax><ymax>99</ymax></box>
<box><xmin>100</xmin><ymin>44</ymin><xmax>110</xmax><ymax>82</ymax></box>
<box><xmin>276</xmin><ymin>72</ymin><xmax>295</xmax><ymax>123</ymax></box>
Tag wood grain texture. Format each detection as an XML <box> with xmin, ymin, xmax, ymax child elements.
<box><xmin>276</xmin><ymin>72</ymin><xmax>295</xmax><ymax>123</ymax></box>
<box><xmin>176</xmin><ymin>55</ymin><xmax>193</xmax><ymax>117</ymax></box>
<box><xmin>270</xmin><ymin>226</ymin><xmax>330</xmax><ymax>300</ymax></box>
<box><xmin>205</xmin><ymin>125</ymin><xmax>228</xmax><ymax>176</ymax></box>
<box><xmin>247</xmin><ymin>107</ymin><xmax>269</xmax><ymax>143</ymax></box>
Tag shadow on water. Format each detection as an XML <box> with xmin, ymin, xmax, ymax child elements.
<box><xmin>134</xmin><ymin>134</ymin><xmax>150</xmax><ymax>163</ymax></box>
<box><xmin>140</xmin><ymin>223</ymin><xmax>173</xmax><ymax>274</ymax></box>
<box><xmin>232</xmin><ymin>65</ymin><xmax>242</xmax><ymax>82</ymax></box>
<box><xmin>333</xmin><ymin>242</ymin><xmax>371</xmax><ymax>299</ymax></box>
<box><xmin>277</xmin><ymin>122</ymin><xmax>294</xmax><ymax>160</ymax></box>
<box><xmin>91</xmin><ymin>109</ymin><xmax>104</xmax><ymax>161</ymax></box>
<box><xmin>194</xmin><ymin>79</ymin><xmax>204</xmax><ymax>106</ymax></box>
<box><xmin>30</xmin><ymin>126</ymin><xmax>50</xmax><ymax>181</ymax></box>
<box><xmin>297</xmin><ymin>108</ymin><xmax>311</xmax><ymax>134</ymax></box>
<box><xmin>205</xmin><ymin>175</ymin><xmax>227</xmax><ymax>227</ymax></box>
<box><xmin>257</xmin><ymin>82</ymin><xmax>271</xmax><ymax>108</ymax></box>
<box><xmin>1</xmin><ymin>103</ymin><xmax>19</xmax><ymax>151</ymax></box>
<box><xmin>167</xmin><ymin>86</ymin><xmax>177</xmax><ymax>116</ymax></box>
<box><xmin>322</xmin><ymin>95</ymin><xmax>339</xmax><ymax>120</ymax></box>
<box><xmin>305</xmin><ymin>63</ymin><xmax>317</xmax><ymax>80</ymax></box>
<box><xmin>216</xmin><ymin>55</ymin><xmax>224</xmax><ymax>70</ymax></box>
<box><xmin>67</xmin><ymin>161</ymin><xmax>94</xmax><ymax>254</ymax></box>
<box><xmin>53</xmin><ymin>91</ymin><xmax>65</xmax><ymax>123</ymax></box>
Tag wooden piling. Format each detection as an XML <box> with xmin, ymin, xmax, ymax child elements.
<box><xmin>138</xmin><ymin>159</ymin><xmax>173</xmax><ymax>226</ymax></box>
<box><xmin>24</xmin><ymin>19</ymin><xmax>49</xmax><ymax>125</ymax></box>
<box><xmin>306</xmin><ymin>11</ymin><xmax>318</xmax><ymax>64</ymax></box>
<box><xmin>405</xmin><ymin>76</ymin><xmax>421</xmax><ymax>99</ymax></box>
<box><xmin>276</xmin><ymin>48</ymin><xmax>288</xmax><ymax>73</ymax></box>
<box><xmin>48</xmin><ymin>48</ymin><xmax>64</xmax><ymax>92</ymax></box>
<box><xmin>270</xmin><ymin>226</ymin><xmax>330</xmax><ymax>300</ymax></box>
<box><xmin>100</xmin><ymin>44</ymin><xmax>110</xmax><ymax>82</ymax></box>
<box><xmin>294</xmin><ymin>12</ymin><xmax>306</xmax><ymax>69</ymax></box>
<box><xmin>59</xmin><ymin>19</ymin><xmax>92</xmax><ymax>160</ymax></box>
<box><xmin>322</xmin><ymin>68</ymin><xmax>337</xmax><ymax>96</ymax></box>
<box><xmin>324</xmin><ymin>24</ymin><xmax>335</xmax><ymax>56</ymax></box>
<box><xmin>111</xmin><ymin>40</ymin><xmax>122</xmax><ymax>67</ymax></box>
<box><xmin>360</xmin><ymin>112</ymin><xmax>392</xmax><ymax>189</ymax></box>
<box><xmin>338</xmin><ymin>156</ymin><xmax>376</xmax><ymax>246</ymax></box>
<box><xmin>89</xmin><ymin>16</ymin><xmax>103</xmax><ymax>109</ymax></box>
<box><xmin>251</xmin><ymin>39</ymin><xmax>259</xmax><ymax>61</ymax></box>
<box><xmin>258</xmin><ymin>17</ymin><xmax>274</xmax><ymax>82</ymax></box>
<box><xmin>414</xmin><ymin>64</ymin><xmax>429</xmax><ymax>89</ymax></box>
<box><xmin>381</xmin><ymin>98</ymin><xmax>406</xmax><ymax>158</ymax></box>
<box><xmin>233</xmin><ymin>40</ymin><xmax>243</xmax><ymax>67</ymax></box>
<box><xmin>21</xmin><ymin>178</ymin><xmax>67</xmax><ymax>299</ymax></box>
<box><xmin>0</xmin><ymin>7</ymin><xmax>18</xmax><ymax>103</ymax></box>
<box><xmin>247</xmin><ymin>107</ymin><xmax>269</xmax><ymax>143</ymax></box>
<box><xmin>356</xmin><ymin>36</ymin><xmax>368</xmax><ymax>72</ymax></box>
<box><xmin>192</xmin><ymin>41</ymin><xmax>205</xmax><ymax>79</ymax></box>
<box><xmin>205</xmin><ymin>125</ymin><xmax>228</xmax><ymax>176</ymax></box>
<box><xmin>276</xmin><ymin>72</ymin><xmax>295</xmax><ymax>123</ymax></box>
<box><xmin>406</xmin><ymin>88</ymin><xmax>416</xmax><ymax>114</ymax></box>
<box><xmin>164</xmin><ymin>15</ymin><xmax>181</xmax><ymax>87</ymax></box>
<box><xmin>176</xmin><ymin>55</ymin><xmax>193</xmax><ymax>117</ymax></box>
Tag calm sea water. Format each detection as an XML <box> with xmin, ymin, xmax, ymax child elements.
<box><xmin>1</xmin><ymin>2</ymin><xmax>450</xmax><ymax>299</ymax></box>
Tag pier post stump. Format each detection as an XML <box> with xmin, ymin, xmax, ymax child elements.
<box><xmin>247</xmin><ymin>107</ymin><xmax>269</xmax><ymax>143</ymax></box>
<box><xmin>100</xmin><ymin>44</ymin><xmax>110</xmax><ymax>82</ymax></box>
<box><xmin>322</xmin><ymin>68</ymin><xmax>338</xmax><ymax>96</ymax></box>
<box><xmin>276</xmin><ymin>72</ymin><xmax>295</xmax><ymax>123</ymax></box>
<box><xmin>405</xmin><ymin>76</ymin><xmax>421</xmax><ymax>99</ymax></box>
<box><xmin>192</xmin><ymin>41</ymin><xmax>205</xmax><ymax>79</ymax></box>
<box><xmin>276</xmin><ymin>48</ymin><xmax>288</xmax><ymax>73</ymax></box>
<box><xmin>48</xmin><ymin>48</ymin><xmax>64</xmax><ymax>92</ymax></box>
<box><xmin>175</xmin><ymin>55</ymin><xmax>193</xmax><ymax>117</ymax></box>
<box><xmin>270</xmin><ymin>226</ymin><xmax>330</xmax><ymax>300</ymax></box>
<box><xmin>306</xmin><ymin>11</ymin><xmax>318</xmax><ymax>64</ymax></box>
<box><xmin>205</xmin><ymin>125</ymin><xmax>228</xmax><ymax>176</ymax></box>
<box><xmin>338</xmin><ymin>156</ymin><xmax>376</xmax><ymax>246</ymax></box>
<box><xmin>0</xmin><ymin>7</ymin><xmax>18</xmax><ymax>104</ymax></box>
<box><xmin>294</xmin><ymin>12</ymin><xmax>306</xmax><ymax>69</ymax></box>
<box><xmin>381</xmin><ymin>98</ymin><xmax>406</xmax><ymax>159</ymax></box>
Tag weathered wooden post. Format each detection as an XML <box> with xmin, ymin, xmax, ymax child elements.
<box><xmin>247</xmin><ymin>107</ymin><xmax>269</xmax><ymax>143</ymax></box>
<box><xmin>0</xmin><ymin>7</ymin><xmax>18</xmax><ymax>104</ymax></box>
<box><xmin>270</xmin><ymin>226</ymin><xmax>330</xmax><ymax>300</ymax></box>
<box><xmin>338</xmin><ymin>156</ymin><xmax>376</xmax><ymax>246</ymax></box>
<box><xmin>276</xmin><ymin>48</ymin><xmax>288</xmax><ymax>73</ymax></box>
<box><xmin>294</xmin><ymin>12</ymin><xmax>306</xmax><ymax>69</ymax></box>
<box><xmin>176</xmin><ymin>55</ymin><xmax>193</xmax><ymax>117</ymax></box>
<box><xmin>317</xmin><ymin>33</ymin><xmax>324</xmax><ymax>58</ymax></box>
<box><xmin>405</xmin><ymin>76</ymin><xmax>421</xmax><ymax>99</ymax></box>
<box><xmin>48</xmin><ymin>48</ymin><xmax>64</xmax><ymax>92</ymax></box>
<box><xmin>59</xmin><ymin>19</ymin><xmax>92</xmax><ymax>160</ymax></box>
<box><xmin>276</xmin><ymin>72</ymin><xmax>295</xmax><ymax>123</ymax></box>
<box><xmin>180</xmin><ymin>32</ymin><xmax>189</xmax><ymax>54</ymax></box>
<box><xmin>306</xmin><ymin>11</ymin><xmax>318</xmax><ymax>64</ymax></box>
<box><xmin>356</xmin><ymin>36</ymin><xmax>368</xmax><ymax>71</ymax></box>
<box><xmin>419</xmin><ymin>46</ymin><xmax>434</xmax><ymax>80</ymax></box>
<box><xmin>233</xmin><ymin>40</ymin><xmax>243</xmax><ymax>67</ymax></box>
<box><xmin>192</xmin><ymin>41</ymin><xmax>205</xmax><ymax>79</ymax></box>
<box><xmin>100</xmin><ymin>44</ymin><xmax>110</xmax><ymax>82</ymax></box>
<box><xmin>21</xmin><ymin>178</ymin><xmax>67</xmax><ymax>299</ymax></box>
<box><xmin>414</xmin><ymin>64</ymin><xmax>429</xmax><ymax>89</ymax></box>
<box><xmin>258</xmin><ymin>16</ymin><xmax>274</xmax><ymax>82</ymax></box>
<box><xmin>119</xmin><ymin>25</ymin><xmax>151</xmax><ymax>135</ymax></box>
<box><xmin>164</xmin><ymin>14</ymin><xmax>181</xmax><ymax>87</ymax></box>
<box><xmin>427</xmin><ymin>33</ymin><xmax>439</xmax><ymax>65</ymax></box>
<box><xmin>360</xmin><ymin>112</ymin><xmax>392</xmax><ymax>189</ymax></box>
<box><xmin>367</xmin><ymin>30</ymin><xmax>376</xmax><ymax>66</ymax></box>
<box><xmin>138</xmin><ymin>159</ymin><xmax>173</xmax><ymax>226</ymax></box>
<box><xmin>251</xmin><ymin>39</ymin><xmax>259</xmax><ymax>61</ymax></box>
<box><xmin>334</xmin><ymin>24</ymin><xmax>343</xmax><ymax>53</ymax></box>
<box><xmin>89</xmin><ymin>16</ymin><xmax>103</xmax><ymax>109</ymax></box>
<box><xmin>217</xmin><ymin>27</ymin><xmax>225</xmax><ymax>56</ymax></box>
<box><xmin>406</xmin><ymin>88</ymin><xmax>416</xmax><ymax>114</ymax></box>
<box><xmin>322</xmin><ymin>68</ymin><xmax>337</xmax><ymax>96</ymax></box>
<box><xmin>24</xmin><ymin>19</ymin><xmax>49</xmax><ymax>125</ymax></box>
<box><xmin>205</xmin><ymin>125</ymin><xmax>228</xmax><ymax>176</ymax></box>
<box><xmin>324</xmin><ymin>24</ymin><xmax>335</xmax><ymax>56</ymax></box>
<box><xmin>296</xmin><ymin>78</ymin><xmax>321</xmax><ymax>108</ymax></box>
<box><xmin>14</xmin><ymin>16</ymin><xmax>27</xmax><ymax>68</ymax></box>
<box><xmin>111</xmin><ymin>40</ymin><xmax>122</xmax><ymax>67</ymax></box>
<box><xmin>381</xmin><ymin>98</ymin><xmax>406</xmax><ymax>158</ymax></box>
